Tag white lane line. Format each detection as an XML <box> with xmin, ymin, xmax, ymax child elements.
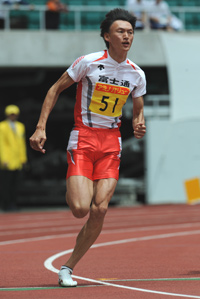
<box><xmin>2</xmin><ymin>221</ymin><xmax>200</xmax><ymax>237</ymax></box>
<box><xmin>1</xmin><ymin>279</ymin><xmax>200</xmax><ymax>296</ymax></box>
<box><xmin>0</xmin><ymin>224</ymin><xmax>82</xmax><ymax>236</ymax></box>
<box><xmin>44</xmin><ymin>229</ymin><xmax>200</xmax><ymax>273</ymax></box>
<box><xmin>44</xmin><ymin>231</ymin><xmax>200</xmax><ymax>298</ymax></box>
<box><xmin>0</xmin><ymin>213</ymin><xmax>68</xmax><ymax>222</ymax></box>
<box><xmin>1</xmin><ymin>225</ymin><xmax>200</xmax><ymax>246</ymax></box>
<box><xmin>100</xmin><ymin>278</ymin><xmax>200</xmax><ymax>282</ymax></box>
<box><xmin>0</xmin><ymin>222</ymin><xmax>200</xmax><ymax>236</ymax></box>
<box><xmin>0</xmin><ymin>233</ymin><xmax>77</xmax><ymax>246</ymax></box>
<box><xmin>72</xmin><ymin>275</ymin><xmax>200</xmax><ymax>298</ymax></box>
<box><xmin>2</xmin><ymin>206</ymin><xmax>200</xmax><ymax>229</ymax></box>
<box><xmin>0</xmin><ymin>220</ymin><xmax>81</xmax><ymax>231</ymax></box>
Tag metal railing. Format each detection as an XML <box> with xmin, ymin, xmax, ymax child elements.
<box><xmin>123</xmin><ymin>95</ymin><xmax>170</xmax><ymax>119</ymax></box>
<box><xmin>1</xmin><ymin>4</ymin><xmax>200</xmax><ymax>30</ymax></box>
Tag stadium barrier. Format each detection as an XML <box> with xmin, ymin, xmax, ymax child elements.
<box><xmin>0</xmin><ymin>4</ymin><xmax>200</xmax><ymax>30</ymax></box>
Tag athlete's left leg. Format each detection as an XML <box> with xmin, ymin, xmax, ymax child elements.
<box><xmin>64</xmin><ymin>177</ymin><xmax>117</xmax><ymax>270</ymax></box>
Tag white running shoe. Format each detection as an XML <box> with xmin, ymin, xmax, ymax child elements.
<box><xmin>58</xmin><ymin>266</ymin><xmax>77</xmax><ymax>287</ymax></box>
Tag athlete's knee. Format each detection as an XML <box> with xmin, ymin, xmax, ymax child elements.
<box><xmin>97</xmin><ymin>205</ymin><xmax>108</xmax><ymax>217</ymax></box>
<box><xmin>91</xmin><ymin>203</ymin><xmax>108</xmax><ymax>220</ymax></box>
<box><xmin>71</xmin><ymin>203</ymin><xmax>90</xmax><ymax>219</ymax></box>
<box><xmin>66</xmin><ymin>192</ymin><xmax>90</xmax><ymax>218</ymax></box>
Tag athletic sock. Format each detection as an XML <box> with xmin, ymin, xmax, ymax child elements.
<box><xmin>60</xmin><ymin>265</ymin><xmax>73</xmax><ymax>274</ymax></box>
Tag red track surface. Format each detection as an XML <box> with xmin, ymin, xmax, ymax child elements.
<box><xmin>1</xmin><ymin>204</ymin><xmax>200</xmax><ymax>299</ymax></box>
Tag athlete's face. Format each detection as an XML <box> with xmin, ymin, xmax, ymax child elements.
<box><xmin>104</xmin><ymin>20</ymin><xmax>134</xmax><ymax>53</ymax></box>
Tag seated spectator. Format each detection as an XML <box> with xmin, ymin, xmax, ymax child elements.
<box><xmin>148</xmin><ymin>0</ymin><xmax>183</xmax><ymax>31</ymax></box>
<box><xmin>45</xmin><ymin>0</ymin><xmax>68</xmax><ymax>30</ymax></box>
<box><xmin>126</xmin><ymin>0</ymin><xmax>150</xmax><ymax>30</ymax></box>
<box><xmin>149</xmin><ymin>0</ymin><xmax>171</xmax><ymax>30</ymax></box>
<box><xmin>170</xmin><ymin>13</ymin><xmax>183</xmax><ymax>31</ymax></box>
<box><xmin>0</xmin><ymin>0</ymin><xmax>31</xmax><ymax>29</ymax></box>
<box><xmin>0</xmin><ymin>1</ymin><xmax>6</xmax><ymax>29</ymax></box>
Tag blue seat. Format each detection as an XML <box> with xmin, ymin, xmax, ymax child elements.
<box><xmin>60</xmin><ymin>11</ymin><xmax>75</xmax><ymax>29</ymax></box>
<box><xmin>67</xmin><ymin>0</ymin><xmax>86</xmax><ymax>5</ymax></box>
<box><xmin>175</xmin><ymin>0</ymin><xmax>198</xmax><ymax>6</ymax></box>
<box><xmin>81</xmin><ymin>11</ymin><xmax>104</xmax><ymax>29</ymax></box>
<box><xmin>104</xmin><ymin>0</ymin><xmax>123</xmax><ymax>6</ymax></box>
<box><xmin>167</xmin><ymin>0</ymin><xmax>178</xmax><ymax>6</ymax></box>
<box><xmin>28</xmin><ymin>11</ymin><xmax>40</xmax><ymax>29</ymax></box>
<box><xmin>184</xmin><ymin>12</ymin><xmax>200</xmax><ymax>30</ymax></box>
<box><xmin>10</xmin><ymin>10</ymin><xmax>29</xmax><ymax>28</ymax></box>
<box><xmin>32</xmin><ymin>0</ymin><xmax>46</xmax><ymax>4</ymax></box>
<box><xmin>85</xmin><ymin>0</ymin><xmax>105</xmax><ymax>5</ymax></box>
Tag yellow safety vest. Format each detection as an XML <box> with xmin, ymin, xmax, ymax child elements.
<box><xmin>0</xmin><ymin>120</ymin><xmax>27</xmax><ymax>170</ymax></box>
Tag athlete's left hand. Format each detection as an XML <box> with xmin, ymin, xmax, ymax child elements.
<box><xmin>133</xmin><ymin>123</ymin><xmax>146</xmax><ymax>139</ymax></box>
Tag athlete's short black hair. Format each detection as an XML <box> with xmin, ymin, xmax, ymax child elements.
<box><xmin>100</xmin><ymin>8</ymin><xmax>137</xmax><ymax>49</ymax></box>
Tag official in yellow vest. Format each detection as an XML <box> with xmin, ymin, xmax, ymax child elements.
<box><xmin>0</xmin><ymin>105</ymin><xmax>27</xmax><ymax>211</ymax></box>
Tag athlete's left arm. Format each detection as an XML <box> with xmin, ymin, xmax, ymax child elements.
<box><xmin>132</xmin><ymin>96</ymin><xmax>146</xmax><ymax>139</ymax></box>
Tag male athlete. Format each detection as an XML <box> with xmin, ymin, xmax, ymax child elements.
<box><xmin>30</xmin><ymin>8</ymin><xmax>146</xmax><ymax>287</ymax></box>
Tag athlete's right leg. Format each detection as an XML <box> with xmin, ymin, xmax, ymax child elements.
<box><xmin>58</xmin><ymin>175</ymin><xmax>93</xmax><ymax>287</ymax></box>
<box><xmin>64</xmin><ymin>177</ymin><xmax>117</xmax><ymax>270</ymax></box>
<box><xmin>66</xmin><ymin>175</ymin><xmax>93</xmax><ymax>218</ymax></box>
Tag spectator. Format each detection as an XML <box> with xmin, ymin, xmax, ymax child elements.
<box><xmin>126</xmin><ymin>0</ymin><xmax>151</xmax><ymax>30</ymax></box>
<box><xmin>148</xmin><ymin>0</ymin><xmax>171</xmax><ymax>30</ymax></box>
<box><xmin>170</xmin><ymin>13</ymin><xmax>183</xmax><ymax>31</ymax></box>
<box><xmin>45</xmin><ymin>0</ymin><xmax>68</xmax><ymax>30</ymax></box>
<box><xmin>0</xmin><ymin>12</ymin><xmax>5</xmax><ymax>29</ymax></box>
<box><xmin>0</xmin><ymin>105</ymin><xmax>27</xmax><ymax>211</ymax></box>
<box><xmin>0</xmin><ymin>0</ymin><xmax>31</xmax><ymax>29</ymax></box>
<box><xmin>149</xmin><ymin>0</ymin><xmax>182</xmax><ymax>31</ymax></box>
<box><xmin>0</xmin><ymin>0</ymin><xmax>8</xmax><ymax>29</ymax></box>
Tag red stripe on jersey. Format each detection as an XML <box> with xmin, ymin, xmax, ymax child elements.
<box><xmin>74</xmin><ymin>80</ymin><xmax>83</xmax><ymax>126</ymax></box>
<box><xmin>127</xmin><ymin>59</ymin><xmax>136</xmax><ymax>70</ymax></box>
<box><xmin>93</xmin><ymin>50</ymin><xmax>108</xmax><ymax>62</ymax></box>
<box><xmin>72</xmin><ymin>56</ymin><xmax>85</xmax><ymax>68</ymax></box>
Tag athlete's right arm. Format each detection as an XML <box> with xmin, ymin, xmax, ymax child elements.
<box><xmin>29</xmin><ymin>71</ymin><xmax>75</xmax><ymax>154</ymax></box>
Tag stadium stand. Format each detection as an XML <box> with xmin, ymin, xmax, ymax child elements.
<box><xmin>1</xmin><ymin>0</ymin><xmax>200</xmax><ymax>30</ymax></box>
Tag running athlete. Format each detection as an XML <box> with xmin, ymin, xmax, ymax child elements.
<box><xmin>29</xmin><ymin>8</ymin><xmax>146</xmax><ymax>287</ymax></box>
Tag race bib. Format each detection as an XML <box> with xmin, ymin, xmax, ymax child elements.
<box><xmin>89</xmin><ymin>83</ymin><xmax>130</xmax><ymax>117</ymax></box>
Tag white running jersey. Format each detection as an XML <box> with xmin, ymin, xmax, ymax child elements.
<box><xmin>67</xmin><ymin>50</ymin><xmax>146</xmax><ymax>129</ymax></box>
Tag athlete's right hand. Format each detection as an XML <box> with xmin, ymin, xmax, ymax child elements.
<box><xmin>29</xmin><ymin>128</ymin><xmax>47</xmax><ymax>154</ymax></box>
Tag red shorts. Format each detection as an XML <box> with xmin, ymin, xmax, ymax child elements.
<box><xmin>66</xmin><ymin>126</ymin><xmax>122</xmax><ymax>181</ymax></box>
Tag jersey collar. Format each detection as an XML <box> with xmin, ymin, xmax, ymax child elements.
<box><xmin>107</xmin><ymin>50</ymin><xmax>128</xmax><ymax>66</ymax></box>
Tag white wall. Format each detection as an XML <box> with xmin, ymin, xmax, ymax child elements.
<box><xmin>161</xmin><ymin>32</ymin><xmax>200</xmax><ymax>121</ymax></box>
<box><xmin>146</xmin><ymin>32</ymin><xmax>200</xmax><ymax>204</ymax></box>
<box><xmin>146</xmin><ymin>119</ymin><xmax>200</xmax><ymax>204</ymax></box>
<box><xmin>0</xmin><ymin>30</ymin><xmax>166</xmax><ymax>67</ymax></box>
